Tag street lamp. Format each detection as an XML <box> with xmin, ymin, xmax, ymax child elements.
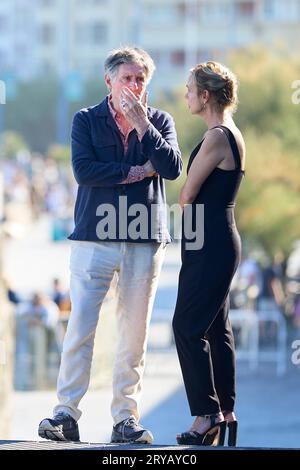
<box><xmin>56</xmin><ymin>0</ymin><xmax>84</xmax><ymax>145</ymax></box>
<box><xmin>0</xmin><ymin>72</ymin><xmax>18</xmax><ymax>148</ymax></box>
<box><xmin>57</xmin><ymin>70</ymin><xmax>84</xmax><ymax>145</ymax></box>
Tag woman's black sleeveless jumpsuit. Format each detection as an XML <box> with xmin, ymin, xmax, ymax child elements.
<box><xmin>173</xmin><ymin>125</ymin><xmax>245</xmax><ymax>416</ymax></box>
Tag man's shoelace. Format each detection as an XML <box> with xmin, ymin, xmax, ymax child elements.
<box><xmin>54</xmin><ymin>412</ymin><xmax>70</xmax><ymax>421</ymax></box>
<box><xmin>123</xmin><ymin>418</ymin><xmax>138</xmax><ymax>429</ymax></box>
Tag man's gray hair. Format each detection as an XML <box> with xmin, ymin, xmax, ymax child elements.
<box><xmin>104</xmin><ymin>46</ymin><xmax>156</xmax><ymax>83</ymax></box>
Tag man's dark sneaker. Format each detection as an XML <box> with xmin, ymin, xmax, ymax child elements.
<box><xmin>38</xmin><ymin>412</ymin><xmax>80</xmax><ymax>442</ymax></box>
<box><xmin>111</xmin><ymin>417</ymin><xmax>154</xmax><ymax>444</ymax></box>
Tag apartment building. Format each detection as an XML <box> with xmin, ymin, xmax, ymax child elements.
<box><xmin>0</xmin><ymin>0</ymin><xmax>135</xmax><ymax>80</ymax></box>
<box><xmin>141</xmin><ymin>0</ymin><xmax>300</xmax><ymax>89</ymax></box>
<box><xmin>0</xmin><ymin>0</ymin><xmax>299</xmax><ymax>90</ymax></box>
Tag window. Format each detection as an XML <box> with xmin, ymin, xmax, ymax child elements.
<box><xmin>145</xmin><ymin>5</ymin><xmax>178</xmax><ymax>24</ymax></box>
<box><xmin>236</xmin><ymin>1</ymin><xmax>255</xmax><ymax>18</ymax></box>
<box><xmin>177</xmin><ymin>1</ymin><xmax>198</xmax><ymax>18</ymax></box>
<box><xmin>15</xmin><ymin>44</ymin><xmax>28</xmax><ymax>59</ymax></box>
<box><xmin>201</xmin><ymin>1</ymin><xmax>230</xmax><ymax>22</ymax></box>
<box><xmin>177</xmin><ymin>2</ymin><xmax>187</xmax><ymax>16</ymax></box>
<box><xmin>40</xmin><ymin>0</ymin><xmax>54</xmax><ymax>7</ymax></box>
<box><xmin>0</xmin><ymin>49</ymin><xmax>6</xmax><ymax>69</ymax></box>
<box><xmin>149</xmin><ymin>50</ymin><xmax>161</xmax><ymax>65</ymax></box>
<box><xmin>263</xmin><ymin>0</ymin><xmax>299</xmax><ymax>21</ymax></box>
<box><xmin>92</xmin><ymin>22</ymin><xmax>108</xmax><ymax>43</ymax></box>
<box><xmin>197</xmin><ymin>49</ymin><xmax>211</xmax><ymax>63</ymax></box>
<box><xmin>151</xmin><ymin>50</ymin><xmax>170</xmax><ymax>69</ymax></box>
<box><xmin>171</xmin><ymin>50</ymin><xmax>185</xmax><ymax>66</ymax></box>
<box><xmin>40</xmin><ymin>23</ymin><xmax>55</xmax><ymax>44</ymax></box>
<box><xmin>0</xmin><ymin>15</ymin><xmax>7</xmax><ymax>32</ymax></box>
<box><xmin>263</xmin><ymin>0</ymin><xmax>276</xmax><ymax>19</ymax></box>
<box><xmin>75</xmin><ymin>24</ymin><xmax>88</xmax><ymax>44</ymax></box>
<box><xmin>41</xmin><ymin>60</ymin><xmax>54</xmax><ymax>74</ymax></box>
<box><xmin>76</xmin><ymin>0</ymin><xmax>108</xmax><ymax>5</ymax></box>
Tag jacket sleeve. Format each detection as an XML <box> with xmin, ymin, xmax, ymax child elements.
<box><xmin>141</xmin><ymin>112</ymin><xmax>183</xmax><ymax>180</ymax></box>
<box><xmin>71</xmin><ymin>111</ymin><xmax>131</xmax><ymax>187</ymax></box>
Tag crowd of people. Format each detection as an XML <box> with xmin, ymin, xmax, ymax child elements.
<box><xmin>4</xmin><ymin>276</ymin><xmax>70</xmax><ymax>389</ymax></box>
<box><xmin>2</xmin><ymin>152</ymin><xmax>76</xmax><ymax>239</ymax></box>
<box><xmin>231</xmin><ymin>252</ymin><xmax>300</xmax><ymax>329</ymax></box>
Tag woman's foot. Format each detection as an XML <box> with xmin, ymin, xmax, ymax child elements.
<box><xmin>223</xmin><ymin>410</ymin><xmax>237</xmax><ymax>423</ymax></box>
<box><xmin>176</xmin><ymin>411</ymin><xmax>224</xmax><ymax>440</ymax></box>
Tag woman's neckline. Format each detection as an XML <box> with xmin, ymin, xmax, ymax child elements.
<box><xmin>208</xmin><ymin>123</ymin><xmax>232</xmax><ymax>131</ymax></box>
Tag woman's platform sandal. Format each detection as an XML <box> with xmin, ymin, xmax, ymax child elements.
<box><xmin>223</xmin><ymin>411</ymin><xmax>238</xmax><ymax>447</ymax></box>
<box><xmin>176</xmin><ymin>414</ymin><xmax>226</xmax><ymax>446</ymax></box>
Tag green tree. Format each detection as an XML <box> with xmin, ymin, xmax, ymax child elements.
<box><xmin>47</xmin><ymin>144</ymin><xmax>70</xmax><ymax>165</ymax></box>
<box><xmin>5</xmin><ymin>79</ymin><xmax>58</xmax><ymax>153</ymax></box>
<box><xmin>0</xmin><ymin>131</ymin><xmax>28</xmax><ymax>159</ymax></box>
<box><xmin>5</xmin><ymin>77</ymin><xmax>107</xmax><ymax>153</ymax></box>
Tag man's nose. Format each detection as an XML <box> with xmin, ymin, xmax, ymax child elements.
<box><xmin>128</xmin><ymin>79</ymin><xmax>139</xmax><ymax>90</ymax></box>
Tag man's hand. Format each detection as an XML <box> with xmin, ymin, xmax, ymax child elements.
<box><xmin>120</xmin><ymin>88</ymin><xmax>150</xmax><ymax>137</ymax></box>
<box><xmin>143</xmin><ymin>160</ymin><xmax>158</xmax><ymax>178</ymax></box>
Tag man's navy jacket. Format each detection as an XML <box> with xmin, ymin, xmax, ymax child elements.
<box><xmin>68</xmin><ymin>96</ymin><xmax>183</xmax><ymax>244</ymax></box>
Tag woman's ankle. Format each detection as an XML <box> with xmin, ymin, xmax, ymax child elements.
<box><xmin>222</xmin><ymin>410</ymin><xmax>236</xmax><ymax>422</ymax></box>
<box><xmin>201</xmin><ymin>411</ymin><xmax>224</xmax><ymax>424</ymax></box>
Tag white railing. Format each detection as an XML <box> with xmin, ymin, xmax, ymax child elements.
<box><xmin>14</xmin><ymin>306</ymin><xmax>288</xmax><ymax>390</ymax></box>
<box><xmin>149</xmin><ymin>307</ymin><xmax>288</xmax><ymax>376</ymax></box>
<box><xmin>229</xmin><ymin>308</ymin><xmax>287</xmax><ymax>376</ymax></box>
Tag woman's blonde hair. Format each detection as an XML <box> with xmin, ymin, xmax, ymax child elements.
<box><xmin>191</xmin><ymin>61</ymin><xmax>238</xmax><ymax>113</ymax></box>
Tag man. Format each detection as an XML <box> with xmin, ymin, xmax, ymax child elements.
<box><xmin>38</xmin><ymin>47</ymin><xmax>182</xmax><ymax>444</ymax></box>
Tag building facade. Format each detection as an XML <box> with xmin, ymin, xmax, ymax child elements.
<box><xmin>0</xmin><ymin>1</ymin><xmax>300</xmax><ymax>90</ymax></box>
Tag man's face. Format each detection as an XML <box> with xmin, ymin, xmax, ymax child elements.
<box><xmin>105</xmin><ymin>63</ymin><xmax>147</xmax><ymax>112</ymax></box>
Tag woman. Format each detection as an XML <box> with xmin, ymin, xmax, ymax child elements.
<box><xmin>173</xmin><ymin>61</ymin><xmax>245</xmax><ymax>446</ymax></box>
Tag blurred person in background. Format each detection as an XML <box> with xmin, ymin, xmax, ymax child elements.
<box><xmin>3</xmin><ymin>277</ymin><xmax>21</xmax><ymax>305</ymax></box>
<box><xmin>257</xmin><ymin>252</ymin><xmax>286</xmax><ymax>345</ymax></box>
<box><xmin>16</xmin><ymin>292</ymin><xmax>59</xmax><ymax>330</ymax></box>
<box><xmin>231</xmin><ymin>254</ymin><xmax>262</xmax><ymax>310</ymax></box>
<box><xmin>38</xmin><ymin>46</ymin><xmax>182</xmax><ymax>444</ymax></box>
<box><xmin>51</xmin><ymin>278</ymin><xmax>66</xmax><ymax>309</ymax></box>
<box><xmin>15</xmin><ymin>292</ymin><xmax>60</xmax><ymax>389</ymax></box>
<box><xmin>50</xmin><ymin>278</ymin><xmax>71</xmax><ymax>347</ymax></box>
<box><xmin>258</xmin><ymin>253</ymin><xmax>286</xmax><ymax>313</ymax></box>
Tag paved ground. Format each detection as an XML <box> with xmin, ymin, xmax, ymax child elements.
<box><xmin>0</xmin><ymin>441</ymin><xmax>239</xmax><ymax>451</ymax></box>
<box><xmin>8</xmin><ymin>352</ymin><xmax>300</xmax><ymax>448</ymax></box>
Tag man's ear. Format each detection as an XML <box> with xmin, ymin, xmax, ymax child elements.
<box><xmin>104</xmin><ymin>73</ymin><xmax>112</xmax><ymax>92</ymax></box>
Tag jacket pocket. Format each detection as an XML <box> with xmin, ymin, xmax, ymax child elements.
<box><xmin>91</xmin><ymin>137</ymin><xmax>117</xmax><ymax>162</ymax></box>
